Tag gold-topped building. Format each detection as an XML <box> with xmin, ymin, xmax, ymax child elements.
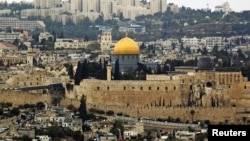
<box><xmin>113</xmin><ymin>37</ymin><xmax>140</xmax><ymax>55</ymax></box>
<box><xmin>111</xmin><ymin>36</ymin><xmax>140</xmax><ymax>73</ymax></box>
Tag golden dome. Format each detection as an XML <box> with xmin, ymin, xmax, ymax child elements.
<box><xmin>113</xmin><ymin>37</ymin><xmax>140</xmax><ymax>54</ymax></box>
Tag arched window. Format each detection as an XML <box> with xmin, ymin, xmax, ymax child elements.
<box><xmin>206</xmin><ymin>82</ymin><xmax>212</xmax><ymax>87</ymax></box>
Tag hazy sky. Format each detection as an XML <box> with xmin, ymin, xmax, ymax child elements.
<box><xmin>168</xmin><ymin>0</ymin><xmax>250</xmax><ymax>12</ymax></box>
<box><xmin>2</xmin><ymin>0</ymin><xmax>250</xmax><ymax>12</ymax></box>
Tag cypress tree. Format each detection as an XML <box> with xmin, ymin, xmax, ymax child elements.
<box><xmin>114</xmin><ymin>59</ymin><xmax>121</xmax><ymax>80</ymax></box>
<box><xmin>74</xmin><ymin>60</ymin><xmax>84</xmax><ymax>85</ymax></box>
<box><xmin>68</xmin><ymin>64</ymin><xmax>74</xmax><ymax>79</ymax></box>
<box><xmin>82</xmin><ymin>59</ymin><xmax>89</xmax><ymax>79</ymax></box>
<box><xmin>79</xmin><ymin>95</ymin><xmax>87</xmax><ymax>122</ymax></box>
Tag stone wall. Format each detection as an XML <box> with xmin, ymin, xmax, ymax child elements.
<box><xmin>0</xmin><ymin>90</ymin><xmax>81</xmax><ymax>110</ymax></box>
<box><xmin>88</xmin><ymin>103</ymin><xmax>244</xmax><ymax>124</ymax></box>
<box><xmin>63</xmin><ymin>71</ymin><xmax>250</xmax><ymax>124</ymax></box>
<box><xmin>0</xmin><ymin>90</ymin><xmax>51</xmax><ymax>106</ymax></box>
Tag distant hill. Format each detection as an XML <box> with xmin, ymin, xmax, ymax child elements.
<box><xmin>182</xmin><ymin>23</ymin><xmax>233</xmax><ymax>36</ymax></box>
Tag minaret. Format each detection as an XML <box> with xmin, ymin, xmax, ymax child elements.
<box><xmin>26</xmin><ymin>47</ymin><xmax>35</xmax><ymax>66</ymax></box>
<box><xmin>106</xmin><ymin>62</ymin><xmax>111</xmax><ymax>81</ymax></box>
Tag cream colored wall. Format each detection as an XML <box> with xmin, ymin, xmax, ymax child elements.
<box><xmin>64</xmin><ymin>71</ymin><xmax>250</xmax><ymax>124</ymax></box>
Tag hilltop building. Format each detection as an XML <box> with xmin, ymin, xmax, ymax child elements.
<box><xmin>215</xmin><ymin>2</ymin><xmax>232</xmax><ymax>13</ymax></box>
<box><xmin>66</xmin><ymin>35</ymin><xmax>250</xmax><ymax>124</ymax></box>
<box><xmin>111</xmin><ymin>36</ymin><xmax>140</xmax><ymax>73</ymax></box>
<box><xmin>0</xmin><ymin>17</ymin><xmax>45</xmax><ymax>32</ymax></box>
<box><xmin>34</xmin><ymin>0</ymin><xmax>62</xmax><ymax>9</ymax></box>
<box><xmin>20</xmin><ymin>0</ymin><xmax>168</xmax><ymax>23</ymax></box>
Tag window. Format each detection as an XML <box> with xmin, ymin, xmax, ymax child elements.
<box><xmin>107</xmin><ymin>87</ymin><xmax>109</xmax><ymax>90</ymax></box>
<box><xmin>149</xmin><ymin>87</ymin><xmax>151</xmax><ymax>90</ymax></box>
<box><xmin>124</xmin><ymin>87</ymin><xmax>126</xmax><ymax>90</ymax></box>
<box><xmin>165</xmin><ymin>87</ymin><xmax>168</xmax><ymax>91</ymax></box>
<box><xmin>157</xmin><ymin>87</ymin><xmax>159</xmax><ymax>90</ymax></box>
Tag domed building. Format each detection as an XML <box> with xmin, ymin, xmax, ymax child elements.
<box><xmin>111</xmin><ymin>36</ymin><xmax>140</xmax><ymax>72</ymax></box>
<box><xmin>197</xmin><ymin>56</ymin><xmax>214</xmax><ymax>71</ymax></box>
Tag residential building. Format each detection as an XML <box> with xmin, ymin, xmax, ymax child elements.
<box><xmin>202</xmin><ymin>37</ymin><xmax>224</xmax><ymax>48</ymax></box>
<box><xmin>150</xmin><ymin>0</ymin><xmax>167</xmax><ymax>14</ymax></box>
<box><xmin>34</xmin><ymin>135</ymin><xmax>52</xmax><ymax>141</ymax></box>
<box><xmin>0</xmin><ymin>9</ymin><xmax>11</xmax><ymax>15</ymax></box>
<box><xmin>70</xmin><ymin>0</ymin><xmax>82</xmax><ymax>13</ymax></box>
<box><xmin>39</xmin><ymin>32</ymin><xmax>54</xmax><ymax>43</ymax></box>
<box><xmin>181</xmin><ymin>37</ymin><xmax>200</xmax><ymax>47</ymax></box>
<box><xmin>0</xmin><ymin>17</ymin><xmax>46</xmax><ymax>31</ymax></box>
<box><xmin>54</xmin><ymin>38</ymin><xmax>88</xmax><ymax>49</ymax></box>
<box><xmin>34</xmin><ymin>0</ymin><xmax>62</xmax><ymax>9</ymax></box>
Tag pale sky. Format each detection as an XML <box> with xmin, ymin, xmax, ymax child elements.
<box><xmin>168</xmin><ymin>0</ymin><xmax>250</xmax><ymax>12</ymax></box>
<box><xmin>2</xmin><ymin>0</ymin><xmax>250</xmax><ymax>12</ymax></box>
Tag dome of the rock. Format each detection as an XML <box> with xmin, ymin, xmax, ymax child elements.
<box><xmin>113</xmin><ymin>37</ymin><xmax>140</xmax><ymax>54</ymax></box>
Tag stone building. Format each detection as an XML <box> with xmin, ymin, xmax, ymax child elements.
<box><xmin>66</xmin><ymin>36</ymin><xmax>250</xmax><ymax>124</ymax></box>
<box><xmin>100</xmin><ymin>30</ymin><xmax>113</xmax><ymax>53</ymax></box>
<box><xmin>111</xmin><ymin>35</ymin><xmax>140</xmax><ymax>73</ymax></box>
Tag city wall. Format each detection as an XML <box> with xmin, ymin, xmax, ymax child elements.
<box><xmin>0</xmin><ymin>90</ymin><xmax>81</xmax><ymax>108</ymax></box>
<box><xmin>88</xmin><ymin>104</ymin><xmax>245</xmax><ymax>124</ymax></box>
<box><xmin>65</xmin><ymin>77</ymin><xmax>250</xmax><ymax>124</ymax></box>
<box><xmin>0</xmin><ymin>90</ymin><xmax>52</xmax><ymax>106</ymax></box>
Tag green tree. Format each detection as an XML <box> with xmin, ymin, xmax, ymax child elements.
<box><xmin>67</xmin><ymin>64</ymin><xmax>74</xmax><ymax>79</ymax></box>
<box><xmin>20</xmin><ymin>135</ymin><xmax>32</xmax><ymax>141</ymax></box>
<box><xmin>10</xmin><ymin>107</ymin><xmax>20</xmax><ymax>116</ymax></box>
<box><xmin>114</xmin><ymin>59</ymin><xmax>121</xmax><ymax>80</ymax></box>
<box><xmin>156</xmin><ymin>64</ymin><xmax>162</xmax><ymax>74</ymax></box>
<box><xmin>52</xmin><ymin>96</ymin><xmax>62</xmax><ymax>106</ymax></box>
<box><xmin>95</xmin><ymin>15</ymin><xmax>104</xmax><ymax>25</ymax></box>
<box><xmin>110</xmin><ymin>120</ymin><xmax>124</xmax><ymax>138</ymax></box>
<box><xmin>36</xmin><ymin>102</ymin><xmax>45</xmax><ymax>110</ymax></box>
<box><xmin>74</xmin><ymin>60</ymin><xmax>85</xmax><ymax>85</ymax></box>
<box><xmin>79</xmin><ymin>95</ymin><xmax>87</xmax><ymax>122</ymax></box>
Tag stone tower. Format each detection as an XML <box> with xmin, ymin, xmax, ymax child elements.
<box><xmin>26</xmin><ymin>47</ymin><xmax>35</xmax><ymax>66</ymax></box>
<box><xmin>106</xmin><ymin>62</ymin><xmax>111</xmax><ymax>81</ymax></box>
<box><xmin>101</xmin><ymin>30</ymin><xmax>112</xmax><ymax>54</ymax></box>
